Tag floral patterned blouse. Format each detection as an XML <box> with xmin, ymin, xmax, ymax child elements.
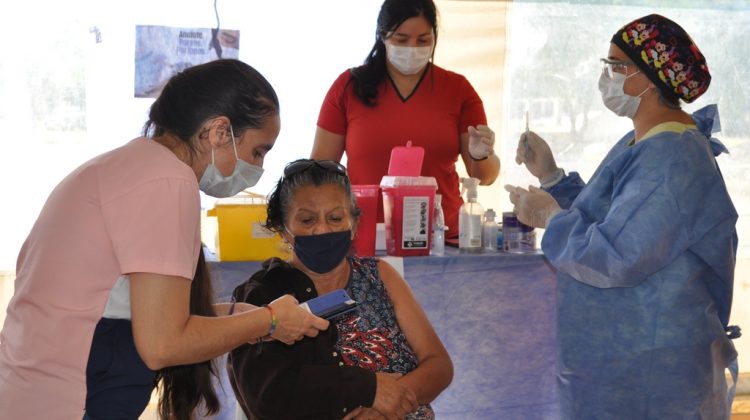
<box><xmin>335</xmin><ymin>256</ymin><xmax>434</xmax><ymax>419</ymax></box>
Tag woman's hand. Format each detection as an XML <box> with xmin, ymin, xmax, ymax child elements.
<box><xmin>468</xmin><ymin>125</ymin><xmax>495</xmax><ymax>160</ymax></box>
<box><xmin>504</xmin><ymin>184</ymin><xmax>561</xmax><ymax>228</ymax></box>
<box><xmin>267</xmin><ymin>294</ymin><xmax>329</xmax><ymax>345</ymax></box>
<box><xmin>515</xmin><ymin>131</ymin><xmax>558</xmax><ymax>183</ymax></box>
<box><xmin>461</xmin><ymin>126</ymin><xmax>500</xmax><ymax>185</ymax></box>
<box><xmin>343</xmin><ymin>406</ymin><xmax>387</xmax><ymax>420</ymax></box>
<box><xmin>371</xmin><ymin>372</ymin><xmax>418</xmax><ymax>420</ymax></box>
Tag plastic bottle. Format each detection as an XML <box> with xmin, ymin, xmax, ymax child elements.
<box><xmin>482</xmin><ymin>208</ymin><xmax>497</xmax><ymax>251</ymax></box>
<box><xmin>431</xmin><ymin>194</ymin><xmax>446</xmax><ymax>256</ymax></box>
<box><xmin>458</xmin><ymin>177</ymin><xmax>483</xmax><ymax>253</ymax></box>
<box><xmin>496</xmin><ymin>222</ymin><xmax>504</xmax><ymax>249</ymax></box>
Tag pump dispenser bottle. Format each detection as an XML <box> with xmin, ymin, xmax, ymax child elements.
<box><xmin>458</xmin><ymin>177</ymin><xmax>483</xmax><ymax>252</ymax></box>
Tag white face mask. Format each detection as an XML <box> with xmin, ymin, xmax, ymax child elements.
<box><xmin>598</xmin><ymin>71</ymin><xmax>650</xmax><ymax>119</ymax></box>
<box><xmin>199</xmin><ymin>126</ymin><xmax>264</xmax><ymax>198</ymax></box>
<box><xmin>386</xmin><ymin>44</ymin><xmax>432</xmax><ymax>75</ymax></box>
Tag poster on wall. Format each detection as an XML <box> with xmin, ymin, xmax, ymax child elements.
<box><xmin>134</xmin><ymin>25</ymin><xmax>240</xmax><ymax>98</ymax></box>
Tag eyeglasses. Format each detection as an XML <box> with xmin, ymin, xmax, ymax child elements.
<box><xmin>283</xmin><ymin>159</ymin><xmax>348</xmax><ymax>178</ymax></box>
<box><xmin>601</xmin><ymin>58</ymin><xmax>636</xmax><ymax>79</ymax></box>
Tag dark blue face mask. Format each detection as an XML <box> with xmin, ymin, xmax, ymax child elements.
<box><xmin>293</xmin><ymin>230</ymin><xmax>352</xmax><ymax>274</ymax></box>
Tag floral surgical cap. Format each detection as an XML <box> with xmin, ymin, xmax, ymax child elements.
<box><xmin>612</xmin><ymin>14</ymin><xmax>710</xmax><ymax>103</ymax></box>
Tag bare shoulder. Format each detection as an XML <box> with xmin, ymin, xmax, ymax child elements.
<box><xmin>375</xmin><ymin>259</ymin><xmax>416</xmax><ymax>305</ymax></box>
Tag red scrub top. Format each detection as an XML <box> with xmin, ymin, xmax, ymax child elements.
<box><xmin>317</xmin><ymin>64</ymin><xmax>487</xmax><ymax>237</ymax></box>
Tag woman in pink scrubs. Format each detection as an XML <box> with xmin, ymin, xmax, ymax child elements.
<box><xmin>0</xmin><ymin>59</ymin><xmax>329</xmax><ymax>419</ymax></box>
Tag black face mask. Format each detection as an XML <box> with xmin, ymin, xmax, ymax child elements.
<box><xmin>293</xmin><ymin>230</ymin><xmax>352</xmax><ymax>274</ymax></box>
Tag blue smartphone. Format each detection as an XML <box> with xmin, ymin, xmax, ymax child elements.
<box><xmin>300</xmin><ymin>289</ymin><xmax>358</xmax><ymax>320</ymax></box>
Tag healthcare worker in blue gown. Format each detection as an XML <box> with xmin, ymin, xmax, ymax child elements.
<box><xmin>506</xmin><ymin>14</ymin><xmax>740</xmax><ymax>420</ymax></box>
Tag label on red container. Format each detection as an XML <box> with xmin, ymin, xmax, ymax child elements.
<box><xmin>401</xmin><ymin>196</ymin><xmax>429</xmax><ymax>249</ymax></box>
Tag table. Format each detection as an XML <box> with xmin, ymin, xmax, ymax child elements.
<box><xmin>206</xmin><ymin>248</ymin><xmax>560</xmax><ymax>420</ymax></box>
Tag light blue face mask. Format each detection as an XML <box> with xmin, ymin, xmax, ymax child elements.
<box><xmin>199</xmin><ymin>126</ymin><xmax>264</xmax><ymax>198</ymax></box>
<box><xmin>598</xmin><ymin>71</ymin><xmax>651</xmax><ymax>119</ymax></box>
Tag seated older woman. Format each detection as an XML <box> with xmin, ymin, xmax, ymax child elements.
<box><xmin>227</xmin><ymin>158</ymin><xmax>452</xmax><ymax>419</ymax></box>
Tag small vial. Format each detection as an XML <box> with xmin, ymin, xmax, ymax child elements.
<box><xmin>431</xmin><ymin>225</ymin><xmax>445</xmax><ymax>256</ymax></box>
<box><xmin>431</xmin><ymin>194</ymin><xmax>446</xmax><ymax>256</ymax></box>
<box><xmin>519</xmin><ymin>222</ymin><xmax>536</xmax><ymax>252</ymax></box>
<box><xmin>482</xmin><ymin>209</ymin><xmax>497</xmax><ymax>251</ymax></box>
<box><xmin>503</xmin><ymin>212</ymin><xmax>536</xmax><ymax>253</ymax></box>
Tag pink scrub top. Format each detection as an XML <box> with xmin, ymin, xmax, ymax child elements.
<box><xmin>0</xmin><ymin>138</ymin><xmax>201</xmax><ymax>418</ymax></box>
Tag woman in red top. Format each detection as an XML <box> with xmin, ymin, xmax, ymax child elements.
<box><xmin>312</xmin><ymin>0</ymin><xmax>500</xmax><ymax>238</ymax></box>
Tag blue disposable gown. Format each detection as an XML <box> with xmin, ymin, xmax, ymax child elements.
<box><xmin>542</xmin><ymin>105</ymin><xmax>739</xmax><ymax>420</ymax></box>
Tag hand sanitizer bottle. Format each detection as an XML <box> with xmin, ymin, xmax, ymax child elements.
<box><xmin>458</xmin><ymin>177</ymin><xmax>483</xmax><ymax>253</ymax></box>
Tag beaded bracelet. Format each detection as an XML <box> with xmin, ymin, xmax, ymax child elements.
<box><xmin>264</xmin><ymin>304</ymin><xmax>277</xmax><ymax>336</ymax></box>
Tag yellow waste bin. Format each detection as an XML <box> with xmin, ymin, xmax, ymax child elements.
<box><xmin>206</xmin><ymin>192</ymin><xmax>289</xmax><ymax>261</ymax></box>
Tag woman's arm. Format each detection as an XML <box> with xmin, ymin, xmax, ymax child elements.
<box><xmin>542</xmin><ymin>140</ymin><xmax>722</xmax><ymax>288</ymax></box>
<box><xmin>213</xmin><ymin>302</ymin><xmax>258</xmax><ymax>316</ymax></box>
<box><xmin>129</xmin><ymin>274</ymin><xmax>328</xmax><ymax>370</ymax></box>
<box><xmin>311</xmin><ymin>126</ymin><xmax>346</xmax><ymax>161</ymax></box>
<box><xmin>377</xmin><ymin>260</ymin><xmax>453</xmax><ymax>404</ymax></box>
<box><xmin>545</xmin><ymin>172</ymin><xmax>586</xmax><ymax>209</ymax></box>
<box><xmin>460</xmin><ymin>131</ymin><xmax>500</xmax><ymax>185</ymax></box>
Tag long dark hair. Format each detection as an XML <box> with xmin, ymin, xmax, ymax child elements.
<box><xmin>350</xmin><ymin>0</ymin><xmax>438</xmax><ymax>106</ymax></box>
<box><xmin>143</xmin><ymin>59</ymin><xmax>279</xmax><ymax>160</ymax></box>
<box><xmin>155</xmin><ymin>247</ymin><xmax>220</xmax><ymax>419</ymax></box>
